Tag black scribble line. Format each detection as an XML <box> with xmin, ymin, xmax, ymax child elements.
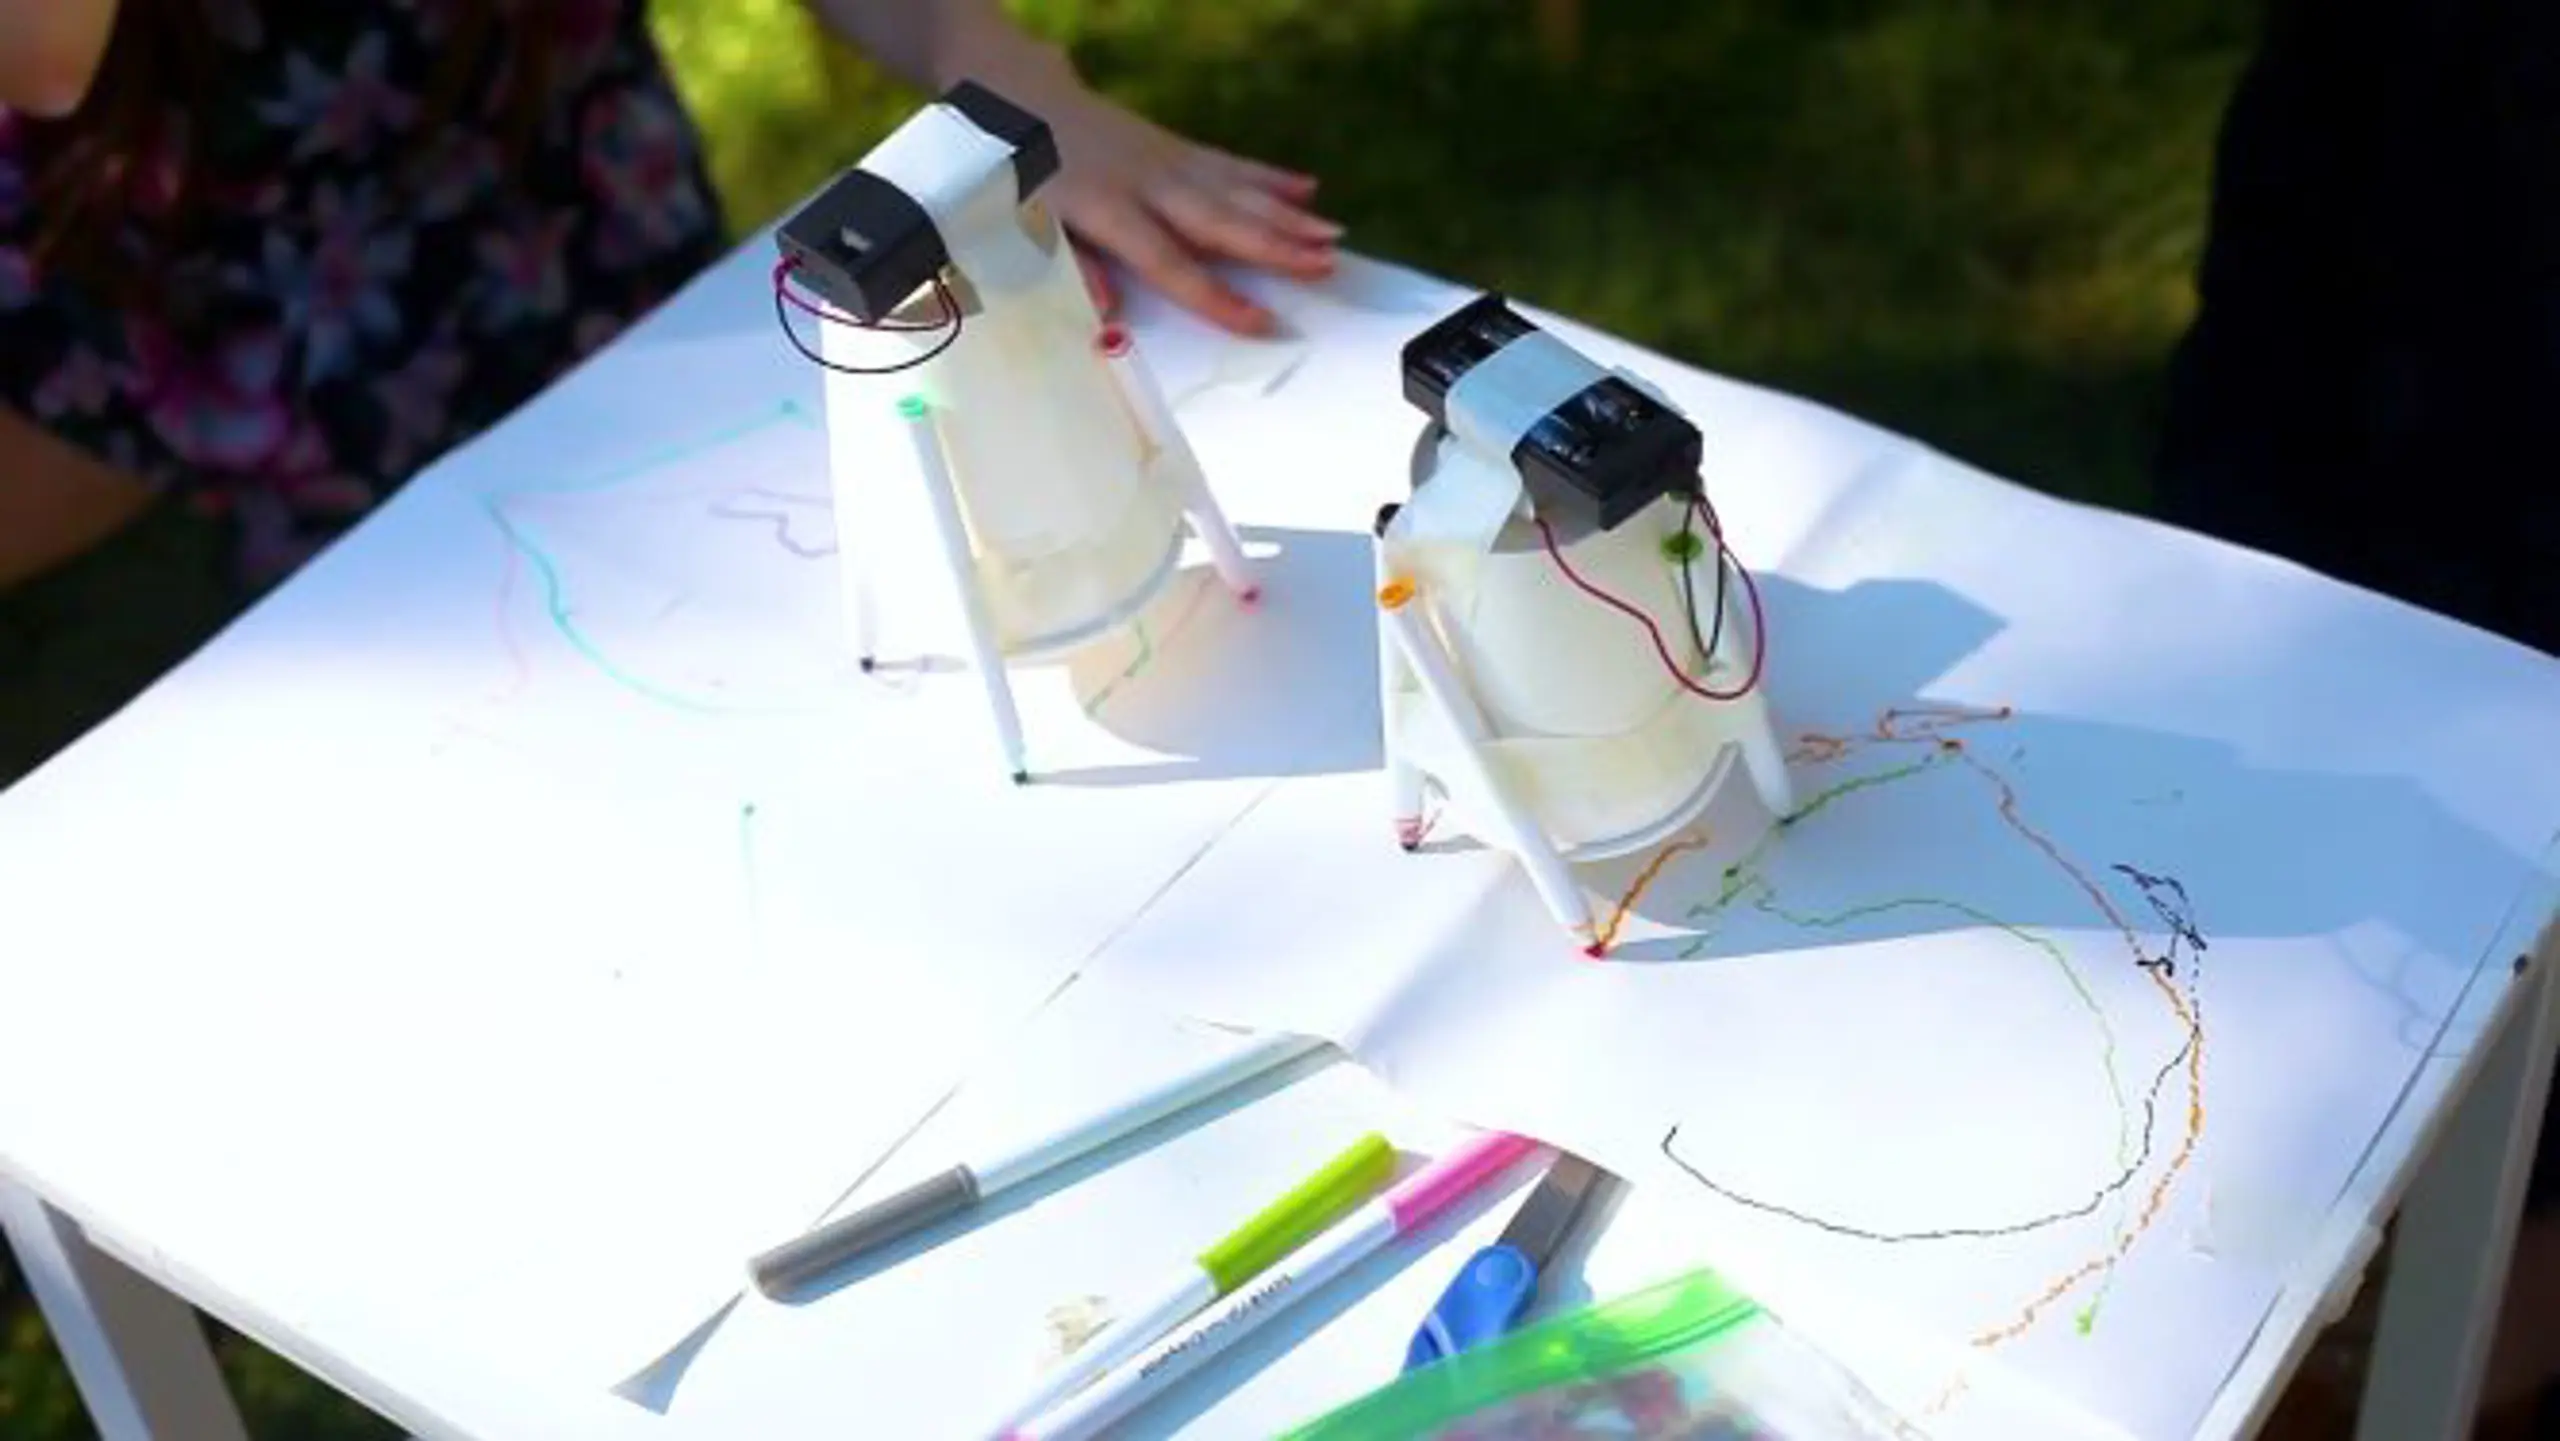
<box><xmin>710</xmin><ymin>488</ymin><xmax>836</xmax><ymax>559</ymax></box>
<box><xmin>2114</xmin><ymin>862</ymin><xmax>2207</xmax><ymax>981</ymax></box>
<box><xmin>1658</xmin><ymin>1030</ymin><xmax>2195</xmax><ymax>1244</ymax></box>
<box><xmin>2125</xmin><ymin>861</ymin><xmax>2208</xmax><ymax>1088</ymax></box>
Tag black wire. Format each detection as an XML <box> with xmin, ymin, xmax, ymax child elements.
<box><xmin>774</xmin><ymin>257</ymin><xmax>955</xmax><ymax>333</ymax></box>
<box><xmin>1677</xmin><ymin>496</ymin><xmax>1730</xmax><ymax>668</ymax></box>
<box><xmin>773</xmin><ymin>277</ymin><xmax>963</xmax><ymax>376</ymax></box>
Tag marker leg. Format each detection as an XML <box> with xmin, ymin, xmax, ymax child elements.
<box><xmin>822</xmin><ymin>384</ymin><xmax>881</xmax><ymax>673</ymax></box>
<box><xmin>845</xmin><ymin>507</ymin><xmax>880</xmax><ymax>674</ymax></box>
<box><xmin>1376</xmin><ymin>538</ymin><xmax>1427</xmax><ymax>848</ymax></box>
<box><xmin>1686</xmin><ymin>552</ymin><xmax>1793</xmax><ymax>821</ymax></box>
<box><xmin>1382</xmin><ymin>596</ymin><xmax>1597</xmax><ymax>952</ymax></box>
<box><xmin>1098</xmin><ymin>325</ymin><xmax>1257</xmax><ymax>602</ymax></box>
<box><xmin>1176</xmin><ymin>463</ymin><xmax>1258</xmax><ymax>603</ymax></box>
<box><xmin>901</xmin><ymin>398</ymin><xmax>1031</xmax><ymax>784</ymax></box>
<box><xmin>1736</xmin><ymin>704</ymin><xmax>1795</xmax><ymax>820</ymax></box>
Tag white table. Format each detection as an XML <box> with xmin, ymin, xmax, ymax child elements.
<box><xmin>3</xmin><ymin>237</ymin><xmax>2554</xmax><ymax>1441</ymax></box>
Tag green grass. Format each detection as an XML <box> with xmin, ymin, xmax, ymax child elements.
<box><xmin>1</xmin><ymin>3</ymin><xmax>2251</xmax><ymax>1435</ymax></box>
<box><xmin>662</xmin><ymin>0</ymin><xmax>2249</xmax><ymax>510</ymax></box>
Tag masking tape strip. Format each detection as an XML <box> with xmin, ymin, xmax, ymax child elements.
<box><xmin>852</xmin><ymin>101</ymin><xmax>1031</xmax><ymax>297</ymax></box>
<box><xmin>1448</xmin><ymin>329</ymin><xmax>1604</xmax><ymax>461</ymax></box>
<box><xmin>1392</xmin><ymin>331</ymin><xmax>1603</xmax><ymax>558</ymax></box>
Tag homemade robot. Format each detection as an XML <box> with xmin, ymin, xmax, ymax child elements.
<box><xmin>1375</xmin><ymin>296</ymin><xmax>1794</xmax><ymax>953</ymax></box>
<box><xmin>771</xmin><ymin>82</ymin><xmax>1256</xmax><ymax>783</ymax></box>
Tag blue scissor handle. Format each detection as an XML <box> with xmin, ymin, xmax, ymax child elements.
<box><xmin>1402</xmin><ymin>1243</ymin><xmax>1539</xmax><ymax>1373</ymax></box>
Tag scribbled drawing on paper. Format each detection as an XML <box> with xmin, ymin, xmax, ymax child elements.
<box><xmin>470</xmin><ymin>400</ymin><xmax>856</xmax><ymax>716</ymax></box>
<box><xmin>709</xmin><ymin>486</ymin><xmax>838</xmax><ymax>560</ymax></box>
<box><xmin>1633</xmin><ymin>704</ymin><xmax>2212</xmax><ymax>1367</ymax></box>
<box><xmin>1075</xmin><ymin>569</ymin><xmax>1223</xmax><ymax>720</ymax></box>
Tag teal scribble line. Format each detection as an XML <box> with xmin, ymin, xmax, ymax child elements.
<box><xmin>479</xmin><ymin>495</ymin><xmax>728</xmax><ymax>713</ymax></box>
<box><xmin>502</xmin><ymin>400</ymin><xmax>812</xmax><ymax>499</ymax></box>
<box><xmin>480</xmin><ymin>400</ymin><xmax>820</xmax><ymax>712</ymax></box>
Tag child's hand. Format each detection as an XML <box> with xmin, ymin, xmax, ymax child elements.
<box><xmin>0</xmin><ymin>0</ymin><xmax>122</xmax><ymax>116</ymax></box>
<box><xmin>820</xmin><ymin>4</ymin><xmax>1339</xmax><ymax>335</ymax></box>
<box><xmin>1033</xmin><ymin>82</ymin><xmax>1341</xmax><ymax>336</ymax></box>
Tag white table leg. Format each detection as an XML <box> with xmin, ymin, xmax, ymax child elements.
<box><xmin>2357</xmin><ymin>919</ymin><xmax>2560</xmax><ymax>1441</ymax></box>
<box><xmin>0</xmin><ymin>1182</ymin><xmax>249</xmax><ymax>1441</ymax></box>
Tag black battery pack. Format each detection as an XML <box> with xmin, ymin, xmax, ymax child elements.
<box><xmin>775</xmin><ymin>80</ymin><xmax>1061</xmax><ymax>323</ymax></box>
<box><xmin>1401</xmin><ymin>293</ymin><xmax>1702</xmax><ymax>530</ymax></box>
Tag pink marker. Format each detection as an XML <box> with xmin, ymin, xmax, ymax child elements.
<box><xmin>1005</xmin><ymin>1132</ymin><xmax>1545</xmax><ymax>1441</ymax></box>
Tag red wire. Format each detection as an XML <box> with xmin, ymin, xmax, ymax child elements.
<box><xmin>1533</xmin><ymin>499</ymin><xmax>1768</xmax><ymax>702</ymax></box>
<box><xmin>770</xmin><ymin>256</ymin><xmax>947</xmax><ymax>332</ymax></box>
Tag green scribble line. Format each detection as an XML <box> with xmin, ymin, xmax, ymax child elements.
<box><xmin>1762</xmin><ymin>752</ymin><xmax>1943</xmax><ymax>845</ymax></box>
<box><xmin>1675</xmin><ymin>744</ymin><xmax>2143</xmax><ymax>1302</ymax></box>
<box><xmin>1083</xmin><ymin>620</ymin><xmax>1153</xmax><ymax>715</ymax></box>
<box><xmin>1083</xmin><ymin>575</ymin><xmax>1216</xmax><ymax>717</ymax></box>
<box><xmin>1692</xmin><ymin>753</ymin><xmax>1944</xmax><ymax>918</ymax></box>
<box><xmin>2078</xmin><ymin>1256</ymin><xmax>2123</xmax><ymax>1335</ymax></box>
<box><xmin>1743</xmin><ymin>888</ymin><xmax>2135</xmax><ymax>1171</ymax></box>
<box><xmin>2081</xmin><ymin>1151</ymin><xmax>2146</xmax><ymax>1335</ymax></box>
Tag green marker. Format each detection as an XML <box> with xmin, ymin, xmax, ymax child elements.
<box><xmin>981</xmin><ymin>1133</ymin><xmax>1397</xmax><ymax>1437</ymax></box>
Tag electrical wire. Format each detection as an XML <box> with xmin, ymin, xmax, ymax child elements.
<box><xmin>773</xmin><ymin>257</ymin><xmax>951</xmax><ymax>332</ymax></box>
<box><xmin>1677</xmin><ymin>496</ymin><xmax>1730</xmax><ymax>666</ymax></box>
<box><xmin>770</xmin><ymin>258</ymin><xmax>963</xmax><ymax>376</ymax></box>
<box><xmin>1535</xmin><ymin>500</ymin><xmax>1768</xmax><ymax>702</ymax></box>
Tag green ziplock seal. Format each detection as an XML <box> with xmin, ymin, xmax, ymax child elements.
<box><xmin>1283</xmin><ymin>1269</ymin><xmax>1764</xmax><ymax>1440</ymax></box>
<box><xmin>1198</xmin><ymin>1132</ymin><xmax>1395</xmax><ymax>1295</ymax></box>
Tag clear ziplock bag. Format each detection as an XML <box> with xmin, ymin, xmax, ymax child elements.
<box><xmin>1282</xmin><ymin>1268</ymin><xmax>1929</xmax><ymax>1441</ymax></box>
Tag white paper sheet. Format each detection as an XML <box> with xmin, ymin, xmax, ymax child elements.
<box><xmin>4</xmin><ymin>237</ymin><xmax>2554</xmax><ymax>1441</ymax></box>
<box><xmin>0</xmin><ymin>249</ymin><xmax>1417</xmax><ymax>1406</ymax></box>
<box><xmin>1080</xmin><ymin>401</ymin><xmax>2560</xmax><ymax>1439</ymax></box>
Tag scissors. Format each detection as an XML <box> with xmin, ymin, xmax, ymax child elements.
<box><xmin>1403</xmin><ymin>1152</ymin><xmax>1610</xmax><ymax>1371</ymax></box>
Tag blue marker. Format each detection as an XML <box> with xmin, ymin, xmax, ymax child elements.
<box><xmin>1404</xmin><ymin>1152</ymin><xmax>1609</xmax><ymax>1371</ymax></box>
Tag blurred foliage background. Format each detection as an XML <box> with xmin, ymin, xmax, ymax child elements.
<box><xmin>2</xmin><ymin>1</ymin><xmax>2252</xmax><ymax>1436</ymax></box>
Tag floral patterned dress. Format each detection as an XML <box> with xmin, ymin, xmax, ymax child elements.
<box><xmin>0</xmin><ymin>0</ymin><xmax>727</xmax><ymax>586</ymax></box>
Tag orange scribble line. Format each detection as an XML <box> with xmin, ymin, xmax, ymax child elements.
<box><xmin>1970</xmin><ymin>1010</ymin><xmax>2206</xmax><ymax>1348</ymax></box>
<box><xmin>1788</xmin><ymin>732</ymin><xmax>1853</xmax><ymax>765</ymax></box>
<box><xmin>1960</xmin><ymin>776</ymin><xmax>2207</xmax><ymax>1349</ymax></box>
<box><xmin>1876</xmin><ymin>702</ymin><xmax>2012</xmax><ymax>743</ymax></box>
<box><xmin>1594</xmin><ymin>835</ymin><xmax>1709</xmax><ymax>953</ymax></box>
<box><xmin>1921</xmin><ymin>1373</ymin><xmax>1972</xmax><ymax>1418</ymax></box>
<box><xmin>1954</xmin><ymin>747</ymin><xmax>2141</xmax><ymax>955</ymax></box>
<box><xmin>1789</xmin><ymin>702</ymin><xmax>2011</xmax><ymax>765</ymax></box>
